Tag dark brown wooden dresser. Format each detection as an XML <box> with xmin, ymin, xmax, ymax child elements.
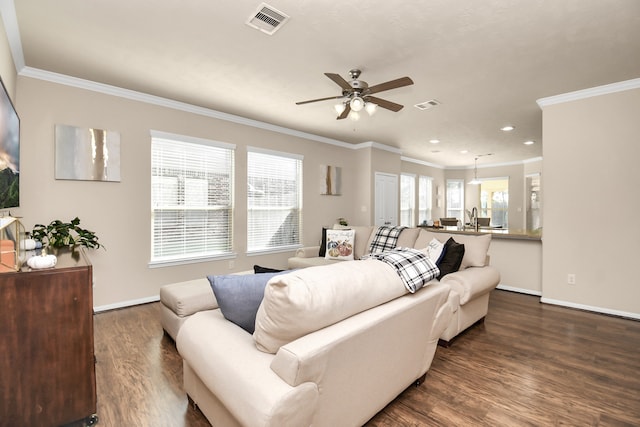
<box><xmin>0</xmin><ymin>248</ymin><xmax>97</xmax><ymax>426</ymax></box>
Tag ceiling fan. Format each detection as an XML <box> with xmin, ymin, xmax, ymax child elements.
<box><xmin>296</xmin><ymin>69</ymin><xmax>414</xmax><ymax>120</ymax></box>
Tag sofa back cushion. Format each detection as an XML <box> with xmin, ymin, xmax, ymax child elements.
<box><xmin>253</xmin><ymin>259</ymin><xmax>406</xmax><ymax>353</ymax></box>
<box><xmin>351</xmin><ymin>226</ymin><xmax>375</xmax><ymax>260</ymax></box>
<box><xmin>363</xmin><ymin>227</ymin><xmax>421</xmax><ymax>257</ymax></box>
<box><xmin>415</xmin><ymin>230</ymin><xmax>491</xmax><ymax>269</ymax></box>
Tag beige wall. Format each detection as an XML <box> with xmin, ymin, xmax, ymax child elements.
<box><xmin>0</xmin><ymin>18</ymin><xmax>16</xmax><ymax>100</ymax></box>
<box><xmin>540</xmin><ymin>86</ymin><xmax>640</xmax><ymax>317</ymax></box>
<box><xmin>491</xmin><ymin>239</ymin><xmax>542</xmax><ymax>294</ymax></box>
<box><xmin>15</xmin><ymin>76</ymin><xmax>362</xmax><ymax>308</ymax></box>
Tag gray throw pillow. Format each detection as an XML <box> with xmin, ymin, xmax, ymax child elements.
<box><xmin>207</xmin><ymin>271</ymin><xmax>287</xmax><ymax>334</ymax></box>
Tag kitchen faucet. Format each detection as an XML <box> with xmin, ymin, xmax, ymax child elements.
<box><xmin>471</xmin><ymin>207</ymin><xmax>478</xmax><ymax>232</ymax></box>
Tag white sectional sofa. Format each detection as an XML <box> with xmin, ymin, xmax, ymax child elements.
<box><xmin>176</xmin><ymin>260</ymin><xmax>452</xmax><ymax>427</ymax></box>
<box><xmin>288</xmin><ymin>225</ymin><xmax>500</xmax><ymax>344</ymax></box>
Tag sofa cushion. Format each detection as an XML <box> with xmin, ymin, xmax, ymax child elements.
<box><xmin>425</xmin><ymin>238</ymin><xmax>446</xmax><ymax>264</ymax></box>
<box><xmin>437</xmin><ymin>238</ymin><xmax>465</xmax><ymax>280</ymax></box>
<box><xmin>351</xmin><ymin>225</ymin><xmax>375</xmax><ymax>259</ymax></box>
<box><xmin>318</xmin><ymin>227</ymin><xmax>329</xmax><ymax>257</ymax></box>
<box><xmin>325</xmin><ymin>229</ymin><xmax>355</xmax><ymax>260</ymax></box>
<box><xmin>207</xmin><ymin>272</ymin><xmax>287</xmax><ymax>334</ymax></box>
<box><xmin>253</xmin><ymin>265</ymin><xmax>284</xmax><ymax>274</ymax></box>
<box><xmin>415</xmin><ymin>229</ymin><xmax>491</xmax><ymax>269</ymax></box>
<box><xmin>253</xmin><ymin>259</ymin><xmax>406</xmax><ymax>353</ymax></box>
<box><xmin>160</xmin><ymin>278</ymin><xmax>218</xmax><ymax>317</ymax></box>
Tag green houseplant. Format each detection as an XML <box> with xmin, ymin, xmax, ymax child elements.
<box><xmin>30</xmin><ymin>217</ymin><xmax>104</xmax><ymax>251</ymax></box>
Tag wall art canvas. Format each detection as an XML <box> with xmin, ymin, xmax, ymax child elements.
<box><xmin>320</xmin><ymin>164</ymin><xmax>341</xmax><ymax>195</ymax></box>
<box><xmin>55</xmin><ymin>124</ymin><xmax>121</xmax><ymax>182</ymax></box>
<box><xmin>0</xmin><ymin>77</ymin><xmax>20</xmax><ymax>209</ymax></box>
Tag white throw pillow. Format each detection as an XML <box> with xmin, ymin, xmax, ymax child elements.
<box><xmin>425</xmin><ymin>238</ymin><xmax>445</xmax><ymax>264</ymax></box>
<box><xmin>324</xmin><ymin>229</ymin><xmax>355</xmax><ymax>260</ymax></box>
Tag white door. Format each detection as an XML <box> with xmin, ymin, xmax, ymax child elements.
<box><xmin>374</xmin><ymin>172</ymin><xmax>398</xmax><ymax>226</ymax></box>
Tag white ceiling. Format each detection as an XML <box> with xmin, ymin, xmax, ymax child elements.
<box><xmin>10</xmin><ymin>0</ymin><xmax>640</xmax><ymax>167</ymax></box>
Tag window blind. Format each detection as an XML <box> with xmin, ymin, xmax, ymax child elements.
<box><xmin>247</xmin><ymin>148</ymin><xmax>302</xmax><ymax>252</ymax></box>
<box><xmin>400</xmin><ymin>173</ymin><xmax>415</xmax><ymax>227</ymax></box>
<box><xmin>419</xmin><ymin>175</ymin><xmax>433</xmax><ymax>224</ymax></box>
<box><xmin>151</xmin><ymin>135</ymin><xmax>234</xmax><ymax>263</ymax></box>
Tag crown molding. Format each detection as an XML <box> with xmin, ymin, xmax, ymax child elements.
<box><xmin>401</xmin><ymin>156</ymin><xmax>446</xmax><ymax>169</ymax></box>
<box><xmin>0</xmin><ymin>0</ymin><xmax>25</xmax><ymax>71</ymax></box>
<box><xmin>19</xmin><ymin>66</ymin><xmax>357</xmax><ymax>150</ymax></box>
<box><xmin>537</xmin><ymin>77</ymin><xmax>640</xmax><ymax>108</ymax></box>
<box><xmin>355</xmin><ymin>141</ymin><xmax>403</xmax><ymax>154</ymax></box>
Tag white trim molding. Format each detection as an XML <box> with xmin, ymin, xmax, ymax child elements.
<box><xmin>94</xmin><ymin>295</ymin><xmax>160</xmax><ymax>313</ymax></box>
<box><xmin>496</xmin><ymin>284</ymin><xmax>542</xmax><ymax>297</ymax></box>
<box><xmin>540</xmin><ymin>297</ymin><xmax>640</xmax><ymax>321</ymax></box>
<box><xmin>537</xmin><ymin>77</ymin><xmax>640</xmax><ymax>108</ymax></box>
<box><xmin>0</xmin><ymin>0</ymin><xmax>25</xmax><ymax>71</ymax></box>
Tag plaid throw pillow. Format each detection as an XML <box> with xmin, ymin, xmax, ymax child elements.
<box><xmin>368</xmin><ymin>247</ymin><xmax>440</xmax><ymax>293</ymax></box>
<box><xmin>368</xmin><ymin>226</ymin><xmax>407</xmax><ymax>255</ymax></box>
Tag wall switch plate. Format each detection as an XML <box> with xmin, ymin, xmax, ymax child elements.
<box><xmin>567</xmin><ymin>274</ymin><xmax>576</xmax><ymax>285</ymax></box>
<box><xmin>229</xmin><ymin>260</ymin><xmax>234</xmax><ymax>269</ymax></box>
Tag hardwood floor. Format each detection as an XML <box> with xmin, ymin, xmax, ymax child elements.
<box><xmin>93</xmin><ymin>290</ymin><xmax>640</xmax><ymax>426</ymax></box>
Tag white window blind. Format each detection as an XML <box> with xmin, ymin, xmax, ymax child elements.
<box><xmin>400</xmin><ymin>173</ymin><xmax>415</xmax><ymax>227</ymax></box>
<box><xmin>446</xmin><ymin>179</ymin><xmax>464</xmax><ymax>221</ymax></box>
<box><xmin>151</xmin><ymin>134</ymin><xmax>234</xmax><ymax>263</ymax></box>
<box><xmin>247</xmin><ymin>148</ymin><xmax>302</xmax><ymax>252</ymax></box>
<box><xmin>418</xmin><ymin>175</ymin><xmax>433</xmax><ymax>224</ymax></box>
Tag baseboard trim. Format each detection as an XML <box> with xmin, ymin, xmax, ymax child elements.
<box><xmin>540</xmin><ymin>297</ymin><xmax>640</xmax><ymax>321</ymax></box>
<box><xmin>94</xmin><ymin>295</ymin><xmax>160</xmax><ymax>313</ymax></box>
<box><xmin>496</xmin><ymin>284</ymin><xmax>542</xmax><ymax>297</ymax></box>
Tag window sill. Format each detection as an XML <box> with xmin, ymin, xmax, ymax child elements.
<box><xmin>148</xmin><ymin>253</ymin><xmax>236</xmax><ymax>268</ymax></box>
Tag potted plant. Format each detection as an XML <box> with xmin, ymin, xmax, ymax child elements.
<box><xmin>30</xmin><ymin>217</ymin><xmax>104</xmax><ymax>253</ymax></box>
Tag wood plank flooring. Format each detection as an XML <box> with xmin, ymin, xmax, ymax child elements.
<box><xmin>93</xmin><ymin>290</ymin><xmax>640</xmax><ymax>426</ymax></box>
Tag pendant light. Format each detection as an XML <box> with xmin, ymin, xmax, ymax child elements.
<box><xmin>468</xmin><ymin>157</ymin><xmax>481</xmax><ymax>185</ymax></box>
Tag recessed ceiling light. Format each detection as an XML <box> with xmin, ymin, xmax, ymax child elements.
<box><xmin>460</xmin><ymin>150</ymin><xmax>468</xmax><ymax>154</ymax></box>
<box><xmin>523</xmin><ymin>140</ymin><xmax>535</xmax><ymax>145</ymax></box>
<box><xmin>501</xmin><ymin>125</ymin><xmax>515</xmax><ymax>132</ymax></box>
<box><xmin>429</xmin><ymin>139</ymin><xmax>440</xmax><ymax>144</ymax></box>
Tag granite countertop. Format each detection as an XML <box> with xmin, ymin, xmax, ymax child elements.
<box><xmin>419</xmin><ymin>226</ymin><xmax>542</xmax><ymax>241</ymax></box>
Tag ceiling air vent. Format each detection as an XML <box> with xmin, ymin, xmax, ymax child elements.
<box><xmin>246</xmin><ymin>3</ymin><xmax>290</xmax><ymax>35</ymax></box>
<box><xmin>414</xmin><ymin>99</ymin><xmax>441</xmax><ymax>110</ymax></box>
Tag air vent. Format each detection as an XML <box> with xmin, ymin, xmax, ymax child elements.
<box><xmin>414</xmin><ymin>99</ymin><xmax>441</xmax><ymax>110</ymax></box>
<box><xmin>246</xmin><ymin>3</ymin><xmax>290</xmax><ymax>35</ymax></box>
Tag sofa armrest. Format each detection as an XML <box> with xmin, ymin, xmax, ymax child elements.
<box><xmin>439</xmin><ymin>266</ymin><xmax>500</xmax><ymax>305</ymax></box>
<box><xmin>178</xmin><ymin>310</ymin><xmax>318</xmax><ymax>427</ymax></box>
<box><xmin>294</xmin><ymin>246</ymin><xmax>321</xmax><ymax>258</ymax></box>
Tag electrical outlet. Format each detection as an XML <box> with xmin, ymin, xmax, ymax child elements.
<box><xmin>567</xmin><ymin>274</ymin><xmax>576</xmax><ymax>285</ymax></box>
<box><xmin>228</xmin><ymin>260</ymin><xmax>234</xmax><ymax>269</ymax></box>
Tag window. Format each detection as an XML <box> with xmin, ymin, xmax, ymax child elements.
<box><xmin>446</xmin><ymin>179</ymin><xmax>464</xmax><ymax>221</ymax></box>
<box><xmin>150</xmin><ymin>132</ymin><xmax>234</xmax><ymax>264</ymax></box>
<box><xmin>400</xmin><ymin>174</ymin><xmax>415</xmax><ymax>227</ymax></box>
<box><xmin>247</xmin><ymin>148</ymin><xmax>302</xmax><ymax>253</ymax></box>
<box><xmin>480</xmin><ymin>178</ymin><xmax>509</xmax><ymax>227</ymax></box>
<box><xmin>418</xmin><ymin>175</ymin><xmax>433</xmax><ymax>225</ymax></box>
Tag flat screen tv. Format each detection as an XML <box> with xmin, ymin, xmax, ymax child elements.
<box><xmin>0</xmin><ymin>76</ymin><xmax>19</xmax><ymax>210</ymax></box>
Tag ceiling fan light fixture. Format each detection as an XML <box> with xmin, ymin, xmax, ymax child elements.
<box><xmin>365</xmin><ymin>102</ymin><xmax>378</xmax><ymax>116</ymax></box>
<box><xmin>334</xmin><ymin>103</ymin><xmax>346</xmax><ymax>115</ymax></box>
<box><xmin>349</xmin><ymin>111</ymin><xmax>360</xmax><ymax>121</ymax></box>
<box><xmin>350</xmin><ymin>96</ymin><xmax>365</xmax><ymax>112</ymax></box>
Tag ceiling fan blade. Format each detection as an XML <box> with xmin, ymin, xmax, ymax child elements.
<box><xmin>324</xmin><ymin>73</ymin><xmax>352</xmax><ymax>91</ymax></box>
<box><xmin>296</xmin><ymin>95</ymin><xmax>343</xmax><ymax>105</ymax></box>
<box><xmin>366</xmin><ymin>96</ymin><xmax>404</xmax><ymax>112</ymax></box>
<box><xmin>367</xmin><ymin>76</ymin><xmax>414</xmax><ymax>95</ymax></box>
<box><xmin>337</xmin><ymin>103</ymin><xmax>351</xmax><ymax>120</ymax></box>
